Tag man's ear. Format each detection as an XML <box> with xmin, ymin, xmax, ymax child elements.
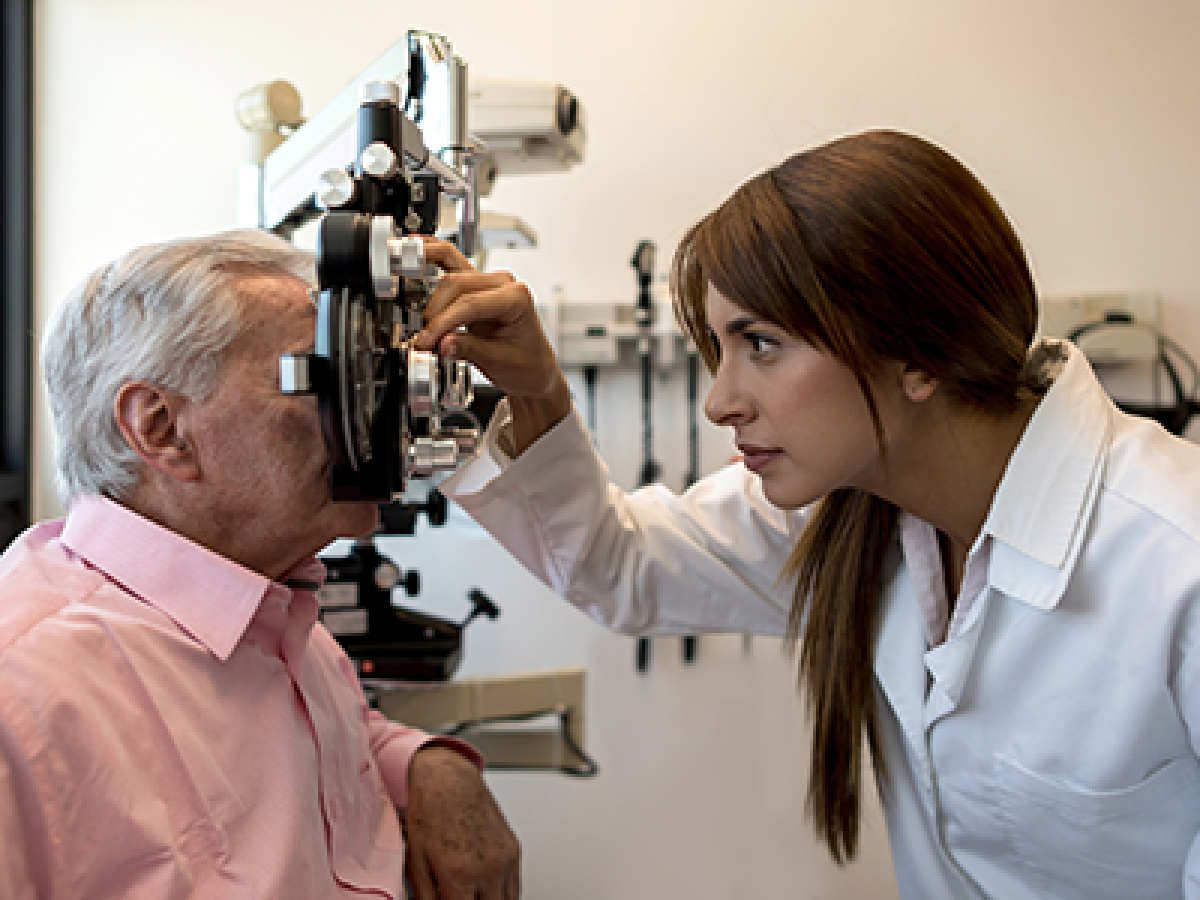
<box><xmin>902</xmin><ymin>367</ymin><xmax>939</xmax><ymax>404</ymax></box>
<box><xmin>113</xmin><ymin>381</ymin><xmax>201</xmax><ymax>483</ymax></box>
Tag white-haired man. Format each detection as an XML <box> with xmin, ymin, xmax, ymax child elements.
<box><xmin>0</xmin><ymin>231</ymin><xmax>519</xmax><ymax>899</ymax></box>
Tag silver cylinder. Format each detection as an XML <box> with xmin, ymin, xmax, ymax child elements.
<box><xmin>407</xmin><ymin>350</ymin><xmax>437</xmax><ymax>415</ymax></box>
<box><xmin>361</xmin><ymin>80</ymin><xmax>401</xmax><ymax>106</ymax></box>
<box><xmin>440</xmin><ymin>358</ymin><xmax>474</xmax><ymax>411</ymax></box>
<box><xmin>369</xmin><ymin>216</ymin><xmax>398</xmax><ymax>299</ymax></box>
<box><xmin>447</xmin><ymin>55</ymin><xmax>469</xmax><ymax>171</ymax></box>
<box><xmin>408</xmin><ymin>437</ymin><xmax>458</xmax><ymax>476</ymax></box>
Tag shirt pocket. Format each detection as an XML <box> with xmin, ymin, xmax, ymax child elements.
<box><xmin>993</xmin><ymin>753</ymin><xmax>1200</xmax><ymax>899</ymax></box>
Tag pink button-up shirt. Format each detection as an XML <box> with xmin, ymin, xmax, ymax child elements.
<box><xmin>0</xmin><ymin>495</ymin><xmax>474</xmax><ymax>899</ymax></box>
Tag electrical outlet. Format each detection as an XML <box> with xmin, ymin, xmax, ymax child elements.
<box><xmin>1038</xmin><ymin>292</ymin><xmax>1161</xmax><ymax>363</ymax></box>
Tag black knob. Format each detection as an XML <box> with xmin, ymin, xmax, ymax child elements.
<box><xmin>462</xmin><ymin>588</ymin><xmax>500</xmax><ymax>627</ymax></box>
<box><xmin>425</xmin><ymin>488</ymin><xmax>448</xmax><ymax>527</ymax></box>
<box><xmin>400</xmin><ymin>569</ymin><xmax>421</xmax><ymax>597</ymax></box>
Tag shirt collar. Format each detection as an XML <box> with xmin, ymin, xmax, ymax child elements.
<box><xmin>981</xmin><ymin>340</ymin><xmax>1113</xmax><ymax>609</ymax></box>
<box><xmin>60</xmin><ymin>495</ymin><xmax>324</xmax><ymax>661</ymax></box>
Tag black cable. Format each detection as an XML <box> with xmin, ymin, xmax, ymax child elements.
<box><xmin>1161</xmin><ymin>334</ymin><xmax>1200</xmax><ymax>398</ymax></box>
<box><xmin>583</xmin><ymin>365</ymin><xmax>598</xmax><ymax>435</ymax></box>
<box><xmin>631</xmin><ymin>240</ymin><xmax>659</xmax><ymax>673</ymax></box>
<box><xmin>1068</xmin><ymin>319</ymin><xmax>1199</xmax><ymax>437</ymax></box>
<box><xmin>685</xmin><ymin>350</ymin><xmax>700</xmax><ymax>488</ymax></box>
<box><xmin>442</xmin><ymin>707</ymin><xmax>599</xmax><ymax>777</ymax></box>
<box><xmin>681</xmin><ymin>348</ymin><xmax>701</xmax><ymax>665</ymax></box>
<box><xmin>637</xmin><ymin>353</ymin><xmax>661</xmax><ymax>486</ymax></box>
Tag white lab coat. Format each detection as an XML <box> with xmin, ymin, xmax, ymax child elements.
<box><xmin>441</xmin><ymin>343</ymin><xmax>1200</xmax><ymax>899</ymax></box>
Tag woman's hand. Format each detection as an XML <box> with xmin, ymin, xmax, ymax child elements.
<box><xmin>415</xmin><ymin>239</ymin><xmax>572</xmax><ymax>454</ymax></box>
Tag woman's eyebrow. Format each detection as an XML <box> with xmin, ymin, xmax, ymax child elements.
<box><xmin>723</xmin><ymin>315</ymin><xmax>760</xmax><ymax>337</ymax></box>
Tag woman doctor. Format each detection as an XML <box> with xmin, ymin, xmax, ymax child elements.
<box><xmin>415</xmin><ymin>130</ymin><xmax>1200</xmax><ymax>899</ymax></box>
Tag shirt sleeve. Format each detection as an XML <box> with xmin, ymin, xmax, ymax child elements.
<box><xmin>440</xmin><ymin>398</ymin><xmax>800</xmax><ymax>638</ymax></box>
<box><xmin>368</xmin><ymin>713</ymin><xmax>484</xmax><ymax>813</ymax></box>
<box><xmin>325</xmin><ymin>633</ymin><xmax>484</xmax><ymax>813</ymax></box>
<box><xmin>0</xmin><ymin>718</ymin><xmax>51</xmax><ymax>900</ymax></box>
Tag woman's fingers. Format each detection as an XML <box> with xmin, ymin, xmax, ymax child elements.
<box><xmin>420</xmin><ymin>270</ymin><xmax>521</xmax><ymax>341</ymax></box>
<box><xmin>413</xmin><ymin>240</ymin><xmax>562</xmax><ymax>401</ymax></box>
<box><xmin>420</xmin><ymin>236</ymin><xmax>475</xmax><ymax>274</ymax></box>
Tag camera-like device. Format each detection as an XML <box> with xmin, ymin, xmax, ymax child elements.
<box><xmin>279</xmin><ymin>77</ymin><xmax>481</xmax><ymax>501</ymax></box>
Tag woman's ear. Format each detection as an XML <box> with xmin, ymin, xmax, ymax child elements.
<box><xmin>902</xmin><ymin>367</ymin><xmax>939</xmax><ymax>403</ymax></box>
<box><xmin>113</xmin><ymin>381</ymin><xmax>201</xmax><ymax>483</ymax></box>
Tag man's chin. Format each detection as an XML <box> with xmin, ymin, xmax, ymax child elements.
<box><xmin>339</xmin><ymin>502</ymin><xmax>381</xmax><ymax>539</ymax></box>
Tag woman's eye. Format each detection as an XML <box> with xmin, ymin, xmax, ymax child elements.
<box><xmin>705</xmin><ymin>328</ymin><xmax>722</xmax><ymax>361</ymax></box>
<box><xmin>745</xmin><ymin>332</ymin><xmax>777</xmax><ymax>355</ymax></box>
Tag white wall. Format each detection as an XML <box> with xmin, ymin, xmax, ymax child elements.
<box><xmin>35</xmin><ymin>1</ymin><xmax>1200</xmax><ymax>897</ymax></box>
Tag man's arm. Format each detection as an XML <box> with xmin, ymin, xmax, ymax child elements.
<box><xmin>367</xmin><ymin>711</ymin><xmax>520</xmax><ymax>900</ymax></box>
<box><xmin>402</xmin><ymin>743</ymin><xmax>520</xmax><ymax>900</ymax></box>
<box><xmin>326</xmin><ymin>638</ymin><xmax>520</xmax><ymax>900</ymax></box>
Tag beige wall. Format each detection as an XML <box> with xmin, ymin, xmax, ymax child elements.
<box><xmin>34</xmin><ymin>1</ymin><xmax>1200</xmax><ymax>896</ymax></box>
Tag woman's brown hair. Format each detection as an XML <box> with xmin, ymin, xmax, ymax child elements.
<box><xmin>670</xmin><ymin>130</ymin><xmax>1037</xmax><ymax>863</ymax></box>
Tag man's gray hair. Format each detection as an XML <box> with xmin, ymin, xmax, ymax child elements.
<box><xmin>42</xmin><ymin>229</ymin><xmax>315</xmax><ymax>506</ymax></box>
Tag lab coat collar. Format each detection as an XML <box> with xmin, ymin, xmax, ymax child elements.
<box><xmin>874</xmin><ymin>542</ymin><xmax>935</xmax><ymax>785</ymax></box>
<box><xmin>981</xmin><ymin>340</ymin><xmax>1113</xmax><ymax>610</ymax></box>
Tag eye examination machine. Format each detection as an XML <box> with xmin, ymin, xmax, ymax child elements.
<box><xmin>235</xmin><ymin>31</ymin><xmax>594</xmax><ymax>773</ymax></box>
<box><xmin>236</xmin><ymin>31</ymin><xmax>585</xmax><ymax>507</ymax></box>
<box><xmin>239</xmin><ymin>32</ymin><xmax>494</xmax><ymax>683</ymax></box>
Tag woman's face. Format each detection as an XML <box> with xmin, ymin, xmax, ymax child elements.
<box><xmin>702</xmin><ymin>286</ymin><xmax>892</xmax><ymax>510</ymax></box>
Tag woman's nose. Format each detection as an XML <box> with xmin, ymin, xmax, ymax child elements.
<box><xmin>704</xmin><ymin>363</ymin><xmax>752</xmax><ymax>426</ymax></box>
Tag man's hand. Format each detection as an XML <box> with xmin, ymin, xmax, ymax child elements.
<box><xmin>404</xmin><ymin>744</ymin><xmax>520</xmax><ymax>899</ymax></box>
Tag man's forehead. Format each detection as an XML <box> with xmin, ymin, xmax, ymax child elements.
<box><xmin>227</xmin><ymin>276</ymin><xmax>314</xmax><ymax>350</ymax></box>
<box><xmin>236</xmin><ymin>274</ymin><xmax>315</xmax><ymax>316</ymax></box>
<box><xmin>235</xmin><ymin>271</ymin><xmax>311</xmax><ymax>299</ymax></box>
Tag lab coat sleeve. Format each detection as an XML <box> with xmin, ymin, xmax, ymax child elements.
<box><xmin>440</xmin><ymin>399</ymin><xmax>800</xmax><ymax>637</ymax></box>
<box><xmin>1173</xmin><ymin>594</ymin><xmax>1200</xmax><ymax>899</ymax></box>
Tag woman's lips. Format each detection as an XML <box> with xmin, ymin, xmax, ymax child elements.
<box><xmin>738</xmin><ymin>445</ymin><xmax>782</xmax><ymax>473</ymax></box>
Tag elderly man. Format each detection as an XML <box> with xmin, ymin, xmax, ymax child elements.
<box><xmin>0</xmin><ymin>231</ymin><xmax>519</xmax><ymax>898</ymax></box>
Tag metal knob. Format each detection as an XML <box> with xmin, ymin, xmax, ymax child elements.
<box><xmin>316</xmin><ymin>168</ymin><xmax>355</xmax><ymax>209</ymax></box>
<box><xmin>443</xmin><ymin>426</ymin><xmax>480</xmax><ymax>460</ymax></box>
<box><xmin>391</xmin><ymin>235</ymin><xmax>425</xmax><ymax>279</ymax></box>
<box><xmin>360</xmin><ymin>141</ymin><xmax>399</xmax><ymax>179</ymax></box>
<box><xmin>408</xmin><ymin>437</ymin><xmax>459</xmax><ymax>476</ymax></box>
<box><xmin>373</xmin><ymin>561</ymin><xmax>401</xmax><ymax>591</ymax></box>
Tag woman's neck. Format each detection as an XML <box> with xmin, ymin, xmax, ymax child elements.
<box><xmin>875</xmin><ymin>394</ymin><xmax>1042</xmax><ymax>560</ymax></box>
